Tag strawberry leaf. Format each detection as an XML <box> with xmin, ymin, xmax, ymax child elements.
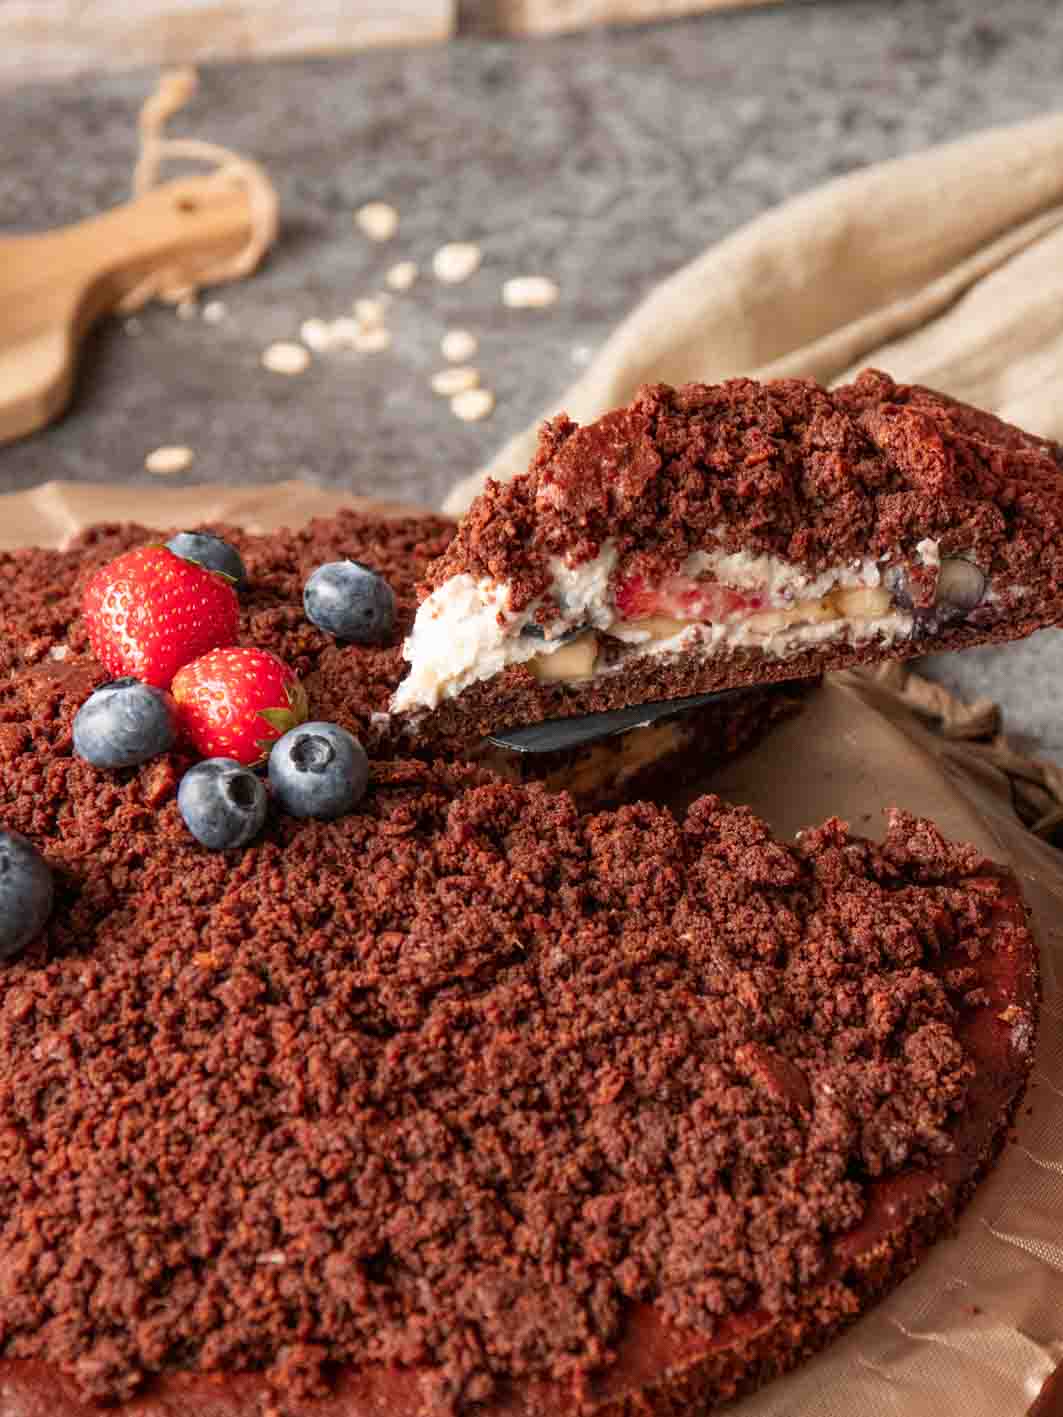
<box><xmin>259</xmin><ymin>707</ymin><xmax>299</xmax><ymax>735</ymax></box>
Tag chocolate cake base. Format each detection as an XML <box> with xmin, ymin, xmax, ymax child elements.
<box><xmin>400</xmin><ymin>608</ymin><xmax>1058</xmax><ymax>748</ymax></box>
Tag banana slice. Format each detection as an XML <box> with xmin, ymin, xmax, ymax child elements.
<box><xmin>529</xmin><ymin>631</ymin><xmax>599</xmax><ymax>682</ymax></box>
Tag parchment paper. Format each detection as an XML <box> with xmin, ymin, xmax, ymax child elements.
<box><xmin>2</xmin><ymin>480</ymin><xmax>1062</xmax><ymax>1417</ymax></box>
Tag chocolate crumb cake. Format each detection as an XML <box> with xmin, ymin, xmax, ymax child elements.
<box><xmin>0</xmin><ymin>509</ymin><xmax>1040</xmax><ymax>1416</ymax></box>
<box><xmin>393</xmin><ymin>369</ymin><xmax>1063</xmax><ymax>744</ymax></box>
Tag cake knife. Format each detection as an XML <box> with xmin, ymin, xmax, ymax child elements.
<box><xmin>486</xmin><ymin>688</ymin><xmax>750</xmax><ymax>754</ymax></box>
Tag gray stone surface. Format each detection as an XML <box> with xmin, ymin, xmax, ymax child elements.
<box><xmin>2</xmin><ymin>0</ymin><xmax>1062</xmax><ymax>761</ymax></box>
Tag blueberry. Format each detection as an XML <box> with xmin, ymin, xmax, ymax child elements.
<box><xmin>0</xmin><ymin>831</ymin><xmax>54</xmax><ymax>960</ymax></box>
<box><xmin>268</xmin><ymin>722</ymin><xmax>369</xmax><ymax>820</ymax></box>
<box><xmin>178</xmin><ymin>759</ymin><xmax>268</xmax><ymax>850</ymax></box>
<box><xmin>73</xmin><ymin>678</ymin><xmax>178</xmax><ymax>769</ymax></box>
<box><xmin>303</xmin><ymin>562</ymin><xmax>395</xmax><ymax>643</ymax></box>
<box><xmin>521</xmin><ymin>622</ymin><xmax>587</xmax><ymax>643</ymax></box>
<box><xmin>166</xmin><ymin>531</ymin><xmax>247</xmax><ymax>589</ymax></box>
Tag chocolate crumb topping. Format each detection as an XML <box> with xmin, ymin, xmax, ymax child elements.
<box><xmin>0</xmin><ymin>511</ymin><xmax>1038</xmax><ymax>1415</ymax></box>
<box><xmin>424</xmin><ymin>370</ymin><xmax>1063</xmax><ymax>614</ymax></box>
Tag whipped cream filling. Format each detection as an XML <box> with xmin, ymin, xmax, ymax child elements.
<box><xmin>391</xmin><ymin>547</ymin><xmax>619</xmax><ymax>713</ymax></box>
<box><xmin>391</xmin><ymin>538</ymin><xmax>939</xmax><ymax>714</ymax></box>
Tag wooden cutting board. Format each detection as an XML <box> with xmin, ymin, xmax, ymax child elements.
<box><xmin>0</xmin><ymin>0</ymin><xmax>775</xmax><ymax>81</ymax></box>
<box><xmin>479</xmin><ymin>0</ymin><xmax>776</xmax><ymax>36</ymax></box>
<box><xmin>0</xmin><ymin>177</ymin><xmax>255</xmax><ymax>447</ymax></box>
<box><xmin>0</xmin><ymin>2</ymin><xmax>455</xmax><ymax>83</ymax></box>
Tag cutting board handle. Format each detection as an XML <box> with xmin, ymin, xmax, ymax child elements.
<box><xmin>35</xmin><ymin>176</ymin><xmax>254</xmax><ymax>308</ymax></box>
<box><xmin>0</xmin><ymin>176</ymin><xmax>255</xmax><ymax>446</ymax></box>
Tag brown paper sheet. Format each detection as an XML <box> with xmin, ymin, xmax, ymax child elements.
<box><xmin>2</xmin><ymin>479</ymin><xmax>1062</xmax><ymax>1415</ymax></box>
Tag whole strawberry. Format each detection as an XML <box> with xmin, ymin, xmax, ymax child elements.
<box><xmin>172</xmin><ymin>647</ymin><xmax>308</xmax><ymax>766</ymax></box>
<box><xmin>83</xmin><ymin>546</ymin><xmax>239</xmax><ymax>689</ymax></box>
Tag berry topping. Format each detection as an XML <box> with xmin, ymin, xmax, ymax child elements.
<box><xmin>82</xmin><ymin>546</ymin><xmax>240</xmax><ymax>689</ymax></box>
<box><xmin>177</xmin><ymin>759</ymin><xmax>268</xmax><ymax>851</ymax></box>
<box><xmin>268</xmin><ymin>722</ymin><xmax>369</xmax><ymax>820</ymax></box>
<box><xmin>613</xmin><ymin>572</ymin><xmax>761</xmax><ymax>623</ymax></box>
<box><xmin>165</xmin><ymin>531</ymin><xmax>248</xmax><ymax>589</ymax></box>
<box><xmin>0</xmin><ymin>831</ymin><xmax>54</xmax><ymax>960</ymax></box>
<box><xmin>303</xmin><ymin>561</ymin><xmax>396</xmax><ymax>643</ymax></box>
<box><xmin>171</xmin><ymin>646</ymin><xmax>308</xmax><ymax>767</ymax></box>
<box><xmin>73</xmin><ymin>678</ymin><xmax>178</xmax><ymax>770</ymax></box>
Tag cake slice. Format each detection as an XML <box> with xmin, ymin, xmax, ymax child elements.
<box><xmin>392</xmin><ymin>369</ymin><xmax>1063</xmax><ymax>742</ymax></box>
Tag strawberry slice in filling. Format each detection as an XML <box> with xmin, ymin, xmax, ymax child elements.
<box><xmin>614</xmin><ymin>572</ymin><xmax>765</xmax><ymax>625</ymax></box>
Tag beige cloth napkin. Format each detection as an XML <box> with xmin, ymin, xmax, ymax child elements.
<box><xmin>445</xmin><ymin>111</ymin><xmax>1063</xmax><ymax>514</ymax></box>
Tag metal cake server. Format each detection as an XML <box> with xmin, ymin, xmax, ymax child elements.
<box><xmin>486</xmin><ymin>688</ymin><xmax>750</xmax><ymax>754</ymax></box>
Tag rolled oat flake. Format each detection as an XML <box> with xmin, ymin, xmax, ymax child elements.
<box><xmin>433</xmin><ymin>243</ymin><xmax>482</xmax><ymax>284</ymax></box>
<box><xmin>145</xmin><ymin>445</ymin><xmax>195</xmax><ymax>475</ymax></box>
<box><xmin>451</xmin><ymin>388</ymin><xmax>495</xmax><ymax>421</ymax></box>
<box><xmin>262</xmin><ymin>342</ymin><xmax>311</xmax><ymax>375</ymax></box>
<box><xmin>356</xmin><ymin>202</ymin><xmax>399</xmax><ymax>242</ymax></box>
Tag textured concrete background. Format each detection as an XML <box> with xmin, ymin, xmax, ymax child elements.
<box><xmin>2</xmin><ymin>0</ymin><xmax>1062</xmax><ymax>759</ymax></box>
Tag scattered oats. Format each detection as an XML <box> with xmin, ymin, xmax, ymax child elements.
<box><xmin>356</xmin><ymin>202</ymin><xmax>399</xmax><ymax>242</ymax></box>
<box><xmin>329</xmin><ymin>317</ymin><xmax>364</xmax><ymax>347</ymax></box>
<box><xmin>176</xmin><ymin>298</ymin><xmax>198</xmax><ymax>320</ymax></box>
<box><xmin>570</xmin><ymin>344</ymin><xmax>593</xmax><ymax>366</ymax></box>
<box><xmin>433</xmin><ymin>242</ymin><xmax>482</xmax><ymax>284</ymax></box>
<box><xmin>451</xmin><ymin>387</ymin><xmax>494</xmax><ymax>422</ymax></box>
<box><xmin>255</xmin><ymin>1251</ymin><xmax>287</xmax><ymax>1266</ymax></box>
<box><xmin>331</xmin><ymin>318</ymin><xmax>391</xmax><ymax>353</ymax></box>
<box><xmin>145</xmin><ymin>445</ymin><xmax>195</xmax><ymax>476</ymax></box>
<box><xmin>123</xmin><ymin>317</ymin><xmax>143</xmax><ymax>336</ymax></box>
<box><xmin>441</xmin><ymin>328</ymin><xmax>478</xmax><ymax>362</ymax></box>
<box><xmin>353</xmin><ymin>297</ymin><xmax>387</xmax><ymax>327</ymax></box>
<box><xmin>386</xmin><ymin>260</ymin><xmax>418</xmax><ymax>291</ymax></box>
<box><xmin>300</xmin><ymin>317</ymin><xmax>334</xmax><ymax>353</ymax></box>
<box><xmin>202</xmin><ymin>299</ymin><xmax>227</xmax><ymax>324</ymax></box>
<box><xmin>503</xmin><ymin>275</ymin><xmax>559</xmax><ymax>309</ymax></box>
<box><xmin>351</xmin><ymin>326</ymin><xmax>392</xmax><ymax>353</ymax></box>
<box><xmin>431</xmin><ymin>367</ymin><xmax>480</xmax><ymax>396</ymax></box>
<box><xmin>262</xmin><ymin>341</ymin><xmax>311</xmax><ymax>375</ymax></box>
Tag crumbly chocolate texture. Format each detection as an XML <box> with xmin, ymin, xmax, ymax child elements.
<box><xmin>425</xmin><ymin>369</ymin><xmax>1063</xmax><ymax>607</ymax></box>
<box><xmin>406</xmin><ymin>370</ymin><xmax>1063</xmax><ymax>741</ymax></box>
<box><xmin>0</xmin><ymin>513</ymin><xmax>1038</xmax><ymax>1417</ymax></box>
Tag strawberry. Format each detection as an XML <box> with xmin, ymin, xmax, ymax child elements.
<box><xmin>82</xmin><ymin>546</ymin><xmax>240</xmax><ymax>689</ymax></box>
<box><xmin>171</xmin><ymin>647</ymin><xmax>308</xmax><ymax>766</ymax></box>
<box><xmin>613</xmin><ymin>572</ymin><xmax>762</xmax><ymax>623</ymax></box>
